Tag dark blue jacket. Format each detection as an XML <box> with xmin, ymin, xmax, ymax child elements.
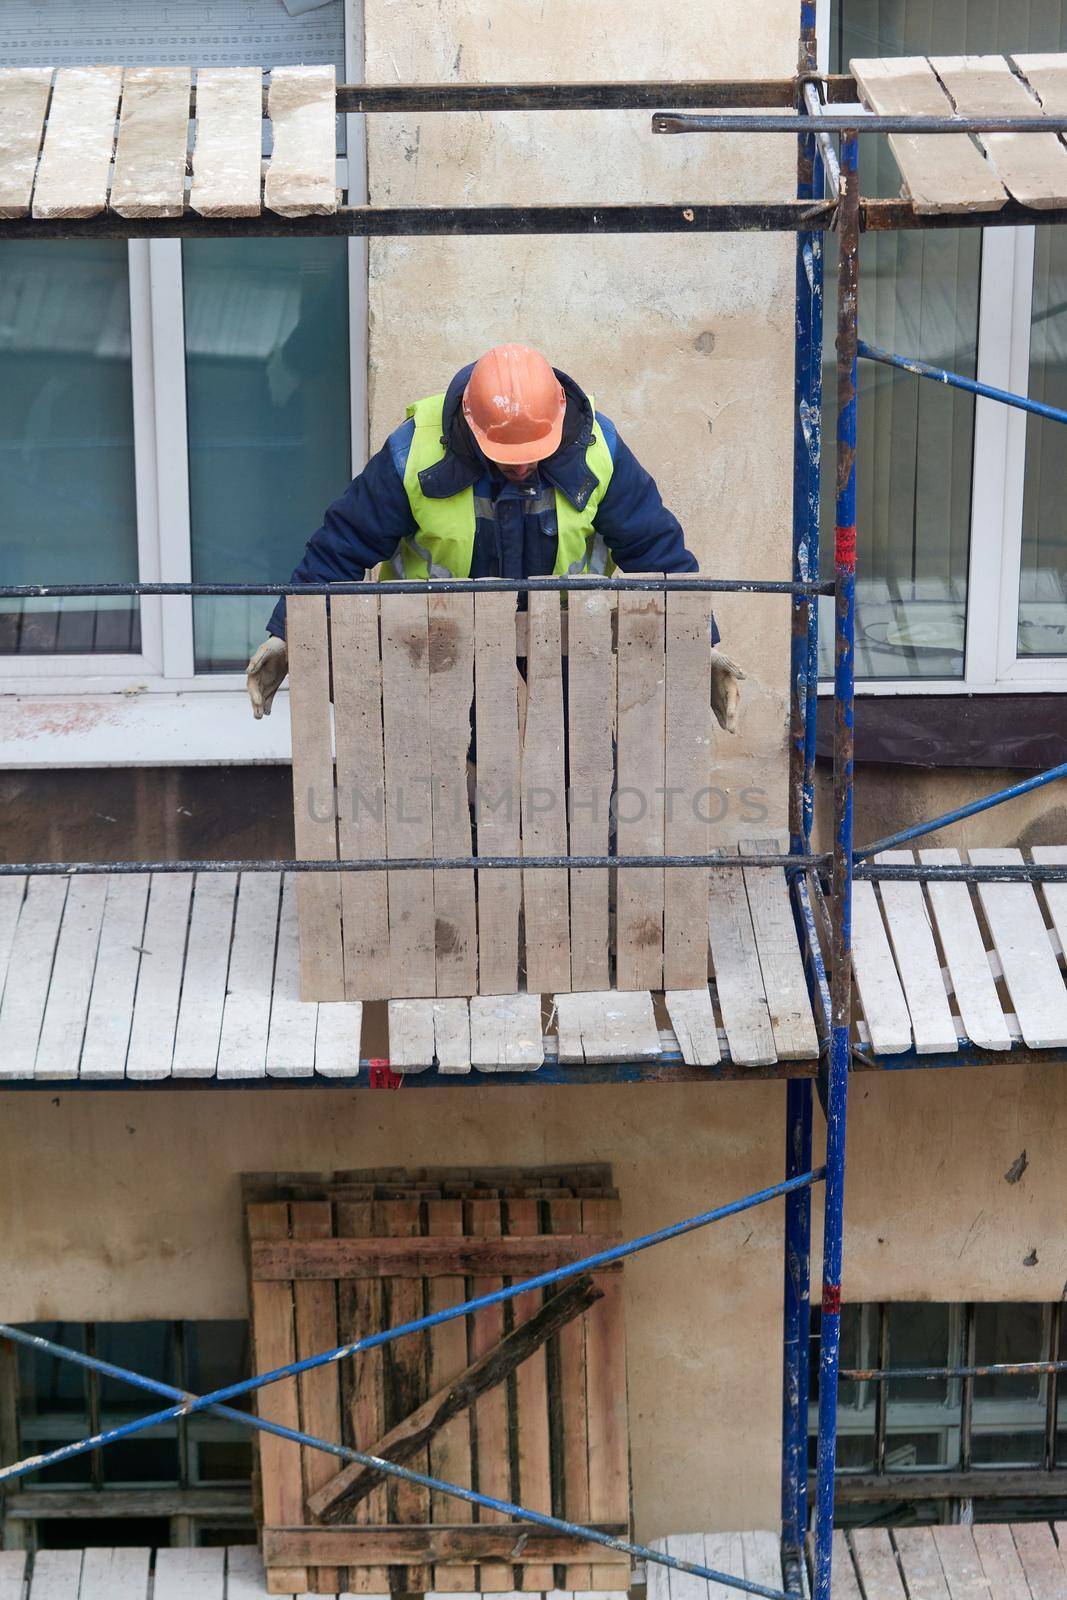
<box><xmin>268</xmin><ymin>364</ymin><xmax>716</xmax><ymax>640</ymax></box>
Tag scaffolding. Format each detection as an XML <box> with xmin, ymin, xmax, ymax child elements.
<box><xmin>3</xmin><ymin>6</ymin><xmax>1067</xmax><ymax>1597</ymax></box>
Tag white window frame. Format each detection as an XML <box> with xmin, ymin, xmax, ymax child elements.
<box><xmin>0</xmin><ymin>0</ymin><xmax>368</xmax><ymax>764</ymax></box>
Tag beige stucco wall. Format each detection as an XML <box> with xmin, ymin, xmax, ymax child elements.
<box><xmin>2</xmin><ymin>1064</ymin><xmax>1065</xmax><ymax>1534</ymax></box>
<box><xmin>816</xmin><ymin>765</ymin><xmax>1067</xmax><ymax>856</ymax></box>
<box><xmin>363</xmin><ymin>0</ymin><xmax>800</xmax><ymax>839</ymax></box>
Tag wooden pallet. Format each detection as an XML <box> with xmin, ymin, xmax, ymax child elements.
<box><xmin>244</xmin><ymin>1168</ymin><xmax>630</xmax><ymax>1596</ymax></box>
<box><xmin>0</xmin><ymin>65</ymin><xmax>336</xmax><ymax>221</ymax></box>
<box><xmin>827</xmin><ymin>1522</ymin><xmax>1067</xmax><ymax>1600</ymax></box>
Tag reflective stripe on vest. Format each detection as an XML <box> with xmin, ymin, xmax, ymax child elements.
<box><xmin>385</xmin><ymin>392</ymin><xmax>614</xmax><ymax>580</ymax></box>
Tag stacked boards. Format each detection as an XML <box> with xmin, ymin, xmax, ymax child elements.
<box><xmin>287</xmin><ymin>584</ymin><xmax>715</xmax><ymax>1002</ymax></box>
<box><xmin>244</xmin><ymin>1166</ymin><xmax>630</xmax><ymax>1596</ymax></box>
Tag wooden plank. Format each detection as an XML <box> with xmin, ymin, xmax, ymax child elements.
<box><xmin>549</xmin><ymin>1196</ymin><xmax>592</xmax><ymax>1590</ymax></box>
<box><xmin>426</xmin><ymin>1197</ymin><xmax>476</xmax><ymax>1593</ymax></box>
<box><xmin>850</xmin><ymin>879</ymin><xmax>913</xmax><ymax>1053</ymax></box>
<box><xmin>664</xmin><ymin>987</ymin><xmax>722</xmax><ymax>1066</ymax></box>
<box><xmin>33</xmin><ymin>65</ymin><xmax>123</xmax><ymax>219</ymax></box>
<box><xmin>933</xmin><ymin>56</ymin><xmax>1067</xmax><ymax>209</ymax></box>
<box><xmin>971</xmin><ymin>847</ymin><xmax>1067</xmax><ymax>1048</ymax></box>
<box><xmin>522</xmin><ymin>591</ymin><xmax>571</xmax><ymax>994</ymax></box>
<box><xmin>336</xmin><ymin>1198</ymin><xmax>390</xmax><ymax>1595</ymax></box>
<box><xmin>389</xmin><ymin>998</ymin><xmax>436</xmax><ymax>1072</ymax></box>
<box><xmin>919</xmin><ymin>848</ymin><xmax>1011</xmax><ymax>1051</ymax></box>
<box><xmin>567</xmin><ymin>580</ymin><xmax>615</xmax><ymax>992</ymax></box>
<box><xmin>381</xmin><ymin>1196</ymin><xmax>432</xmax><ymax>1594</ymax></box>
<box><xmin>111</xmin><ymin>66</ymin><xmax>190</xmax><ymax>218</ymax></box>
<box><xmin>665</xmin><ymin>1531</ymin><xmax>711</xmax><ymax>1600</ymax></box>
<box><xmin>266</xmin><ymin>873</ymin><xmax>318</xmax><ymax>1078</ymax></box>
<box><xmin>931</xmin><ymin>1528</ymin><xmax>991</xmax><ymax>1600</ymax></box>
<box><xmin>332</xmin><ymin>593</ymin><xmax>391</xmax><ymax>1002</ymax></box>
<box><xmin>217</xmin><ymin>871</ymin><xmax>281</xmax><ymax>1080</ymax></box>
<box><xmin>0</xmin><ymin>875</ymin><xmax>26</xmax><ymax>1008</ymax></box>
<box><xmin>555</xmin><ymin>989</ymin><xmax>661</xmax><ymax>1064</ymax></box>
<box><xmin>79</xmin><ymin>873</ymin><xmax>149</xmax><ymax>1080</ymax></box>
<box><xmin>875</xmin><ymin>850</ymin><xmax>958</xmax><ymax>1053</ymax></box>
<box><xmin>474</xmin><ymin>591</ymin><xmax>522</xmax><ymax>995</ymax></box>
<box><xmin>288</xmin><ymin>594</ymin><xmax>344</xmax><ymax>1002</ymax></box>
<box><xmin>26</xmin><ymin>1551</ymin><xmax>82</xmax><ymax>1600</ymax></box>
<box><xmin>291</xmin><ymin>1201</ymin><xmax>343</xmax><ymax>1595</ymax></box>
<box><xmin>0</xmin><ymin>876</ymin><xmax>67</xmax><ymax>1080</ymax></box>
<box><xmin>247</xmin><ymin>1201</ymin><xmax>308</xmax><ymax>1596</ymax></box>
<box><xmin>615</xmin><ymin>579</ymin><xmax>666</xmax><ymax>991</ymax></box>
<box><xmin>663</xmin><ymin>586</ymin><xmax>712</xmax><ymax>989</ymax></box>
<box><xmin>740</xmin><ymin>1532</ymin><xmax>781</xmax><ymax>1598</ymax></box>
<box><xmin>1008</xmin><ymin>1524</ymin><xmax>1064</xmax><ymax>1600</ymax></box>
<box><xmin>125</xmin><ymin>872</ymin><xmax>193</xmax><ymax>1080</ymax></box>
<box><xmin>850</xmin><ymin>57</ymin><xmax>1007</xmax><ymax>214</ymax></box>
<box><xmin>428</xmin><ymin>590</ymin><xmax>478</xmax><ymax>998</ymax></box>
<box><xmin>264</xmin><ymin>64</ymin><xmax>336</xmax><ymax>217</ymax></box>
<box><xmin>252</xmin><ymin>1233</ymin><xmax>619</xmax><ymax>1281</ymax></box>
<box><xmin>224</xmin><ymin>1546</ymin><xmax>271</xmax><ymax>1600</ymax></box>
<box><xmin>829</xmin><ymin>1532</ymin><xmax>863</xmax><ymax>1600</ymax></box>
<box><xmin>507</xmin><ymin>1197</ymin><xmax>555</xmax><ymax>1590</ymax></box>
<box><xmin>314</xmin><ymin>999</ymin><xmax>364</xmax><ymax>1078</ymax></box>
<box><xmin>893</xmin><ymin>1529</ymin><xmax>950</xmax><ymax>1600</ymax></box>
<box><xmin>1014</xmin><ymin>55</ymin><xmax>1067</xmax><ymax>128</ymax></box>
<box><xmin>381</xmin><ymin>592</ymin><xmax>436</xmax><ymax>999</ymax></box>
<box><xmin>190</xmin><ymin>67</ymin><xmax>262</xmax><ymax>217</ymax></box>
<box><xmin>469</xmin><ymin>993</ymin><xmax>543</xmax><ymax>1071</ymax></box>
<box><xmin>0</xmin><ymin>1553</ymin><xmax>24</xmax><ymax>1600</ymax></box>
<box><xmin>34</xmin><ymin>874</ymin><xmax>107</xmax><ymax>1079</ymax></box>
<box><xmin>850</xmin><ymin>1529</ymin><xmax>909</xmax><ymax>1600</ymax></box>
<box><xmin>431</xmin><ymin>997</ymin><xmax>471</xmax><ymax>1075</ymax></box>
<box><xmin>265</xmin><ymin>1525</ymin><xmax>625</xmax><ymax>1567</ymax></box>
<box><xmin>707</xmin><ymin>854</ymin><xmax>776</xmax><ymax>1067</ymax></box>
<box><xmin>1031</xmin><ymin>845</ymin><xmax>1067</xmax><ymax>958</ymax></box>
<box><xmin>971</xmin><ymin>1526</ymin><xmax>1031</xmax><ymax>1600</ymax></box>
<box><xmin>0</xmin><ymin>69</ymin><xmax>53</xmax><ymax>219</ymax></box>
<box><xmin>647</xmin><ymin>1539</ymin><xmax>671</xmax><ymax>1600</ymax></box>
<box><xmin>740</xmin><ymin>840</ymin><xmax>819</xmax><ymax>1059</ymax></box>
<box><xmin>582</xmin><ymin>1193</ymin><xmax>629</xmax><ymax>1590</ymax></box>
<box><xmin>467</xmin><ymin>1196</ymin><xmax>512</xmax><ymax>1591</ymax></box>
<box><xmin>152</xmin><ymin>1548</ymin><xmax>226</xmax><ymax>1600</ymax></box>
<box><xmin>172</xmin><ymin>871</ymin><xmax>237</xmax><ymax>1077</ymax></box>
<box><xmin>78</xmin><ymin>1548</ymin><xmax>151</xmax><ymax>1600</ymax></box>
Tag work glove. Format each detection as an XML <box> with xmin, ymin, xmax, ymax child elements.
<box><xmin>247</xmin><ymin>635</ymin><xmax>289</xmax><ymax>719</ymax></box>
<box><xmin>710</xmin><ymin>647</ymin><xmax>745</xmax><ymax>735</ymax></box>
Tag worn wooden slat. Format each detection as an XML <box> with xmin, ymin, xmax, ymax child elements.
<box><xmin>314</xmin><ymin>999</ymin><xmax>364</xmax><ymax>1078</ymax></box>
<box><xmin>664</xmin><ymin>986</ymin><xmax>722</xmax><ymax>1065</ymax></box>
<box><xmin>550</xmin><ymin>1195</ymin><xmax>592</xmax><ymax>1589</ymax></box>
<box><xmin>828</xmin><ymin>1531</ymin><xmax>863</xmax><ymax>1600</ymax></box>
<box><xmin>224</xmin><ymin>1545</ymin><xmax>272</xmax><ymax>1600</ymax></box>
<box><xmin>34</xmin><ymin>874</ymin><xmax>107</xmax><ymax>1079</ymax></box>
<box><xmin>707</xmin><ymin>854</ymin><xmax>776</xmax><ymax>1067</ymax></box>
<box><xmin>933</xmin><ymin>56</ymin><xmax>1067</xmax><ymax>208</ymax></box>
<box><xmin>251</xmin><ymin>1234</ymin><xmax>619</xmax><ymax>1281</ymax></box>
<box><xmin>850</xmin><ymin>1529</ymin><xmax>909</xmax><ymax>1600</ymax></box>
<box><xmin>264</xmin><ymin>64</ymin><xmax>336</xmax><ymax>217</ymax></box>
<box><xmin>291</xmin><ymin>1201</ymin><xmax>343</xmax><ymax>1595</ymax></box>
<box><xmin>850</xmin><ymin>878</ymin><xmax>913</xmax><ymax>1053</ymax></box>
<box><xmin>288</xmin><ymin>594</ymin><xmax>344</xmax><ymax>1002</ymax></box>
<box><xmin>555</xmin><ymin>989</ymin><xmax>660</xmax><ymax>1064</ymax></box>
<box><xmin>248</xmin><ymin>1201</ymin><xmax>308</xmax><ymax>1596</ymax></box>
<box><xmin>33</xmin><ymin>66</ymin><xmax>123</xmax><ymax>219</ymax></box>
<box><xmin>469</xmin><ymin>993</ymin><xmax>543</xmax><ymax>1071</ymax></box>
<box><xmin>647</xmin><ymin>1539</ymin><xmax>671</xmax><ymax>1600</ymax></box>
<box><xmin>0</xmin><ymin>1552</ymin><xmax>25</xmax><ymax>1600</ymax></box>
<box><xmin>522</xmin><ymin>591</ymin><xmax>571</xmax><ymax>994</ymax></box>
<box><xmin>567</xmin><ymin>580</ymin><xmax>615</xmax><ymax>992</ymax></box>
<box><xmin>918</xmin><ymin>848</ymin><xmax>1011</xmax><ymax>1051</ymax></box>
<box><xmin>266</xmin><ymin>874</ymin><xmax>318</xmax><ymax>1078</ymax></box>
<box><xmin>332</xmin><ymin>593</ymin><xmax>391</xmax><ymax>1002</ymax></box>
<box><xmin>427</xmin><ymin>1197</ymin><xmax>476</xmax><ymax>1593</ymax></box>
<box><xmin>893</xmin><ymin>1529</ymin><xmax>950</xmax><ymax>1600</ymax></box>
<box><xmin>665</xmin><ymin>1531</ymin><xmax>711</xmax><ymax>1600</ymax></box>
<box><xmin>663</xmin><ymin>586</ymin><xmax>712</xmax><ymax>989</ymax></box>
<box><xmin>971</xmin><ymin>847</ymin><xmax>1067</xmax><ymax>1048</ymax></box>
<box><xmin>153</xmin><ymin>1547</ymin><xmax>226</xmax><ymax>1600</ymax></box>
<box><xmin>381</xmin><ymin>592</ymin><xmax>436</xmax><ymax>999</ymax></box>
<box><xmin>616</xmin><ymin>579</ymin><xmax>666</xmax><ymax>991</ymax></box>
<box><xmin>583</xmin><ymin>1193</ymin><xmax>629</xmax><ymax>1590</ymax></box>
<box><xmin>0</xmin><ymin>69</ymin><xmax>52</xmax><ymax>219</ymax></box>
<box><xmin>217</xmin><ymin>871</ymin><xmax>281</xmax><ymax>1080</ymax></box>
<box><xmin>467</xmin><ymin>1196</ymin><xmax>511</xmax><ymax>1592</ymax></box>
<box><xmin>26</xmin><ymin>1550</ymin><xmax>82</xmax><ymax>1600</ymax></box>
<box><xmin>428</xmin><ymin>591</ymin><xmax>478</xmax><ymax>997</ymax></box>
<box><xmin>172</xmin><ymin>871</ymin><xmax>236</xmax><ymax>1077</ymax></box>
<box><xmin>850</xmin><ymin>57</ymin><xmax>1007</xmax><ymax>214</ymax></box>
<box><xmin>429</xmin><ymin>997</ymin><xmax>471</xmax><ymax>1075</ymax></box>
<box><xmin>874</xmin><ymin>850</ymin><xmax>958</xmax><ymax>1053</ymax></box>
<box><xmin>0</xmin><ymin>876</ymin><xmax>67</xmax><ymax>1080</ymax></box>
<box><xmin>931</xmin><ymin>1527</ymin><xmax>991</xmax><ymax>1600</ymax></box>
<box><xmin>190</xmin><ymin>67</ymin><xmax>261</xmax><ymax>217</ymax></box>
<box><xmin>388</xmin><ymin>998</ymin><xmax>436</xmax><ymax>1072</ymax></box>
<box><xmin>378</xmin><ymin>1197</ymin><xmax>431</xmax><ymax>1594</ymax></box>
<box><xmin>125</xmin><ymin>872</ymin><xmax>193</xmax><ymax>1081</ymax></box>
<box><xmin>1014</xmin><ymin>54</ymin><xmax>1067</xmax><ymax>116</ymax></box>
<box><xmin>740</xmin><ymin>1531</ymin><xmax>781</xmax><ymax>1598</ymax></box>
<box><xmin>79</xmin><ymin>874</ymin><xmax>149</xmax><ymax>1080</ymax></box>
<box><xmin>337</xmin><ymin>1198</ymin><xmax>390</xmax><ymax>1595</ymax></box>
<box><xmin>111</xmin><ymin>66</ymin><xmax>190</xmax><ymax>217</ymax></box>
<box><xmin>740</xmin><ymin>839</ymin><xmax>819</xmax><ymax>1059</ymax></box>
<box><xmin>1031</xmin><ymin>845</ymin><xmax>1067</xmax><ymax>957</ymax></box>
<box><xmin>265</xmin><ymin>1525</ymin><xmax>623</xmax><ymax>1566</ymax></box>
<box><xmin>475</xmin><ymin>592</ymin><xmax>523</xmax><ymax>995</ymax></box>
<box><xmin>78</xmin><ymin>1548</ymin><xmax>151</xmax><ymax>1600</ymax></box>
<box><xmin>1008</xmin><ymin>1524</ymin><xmax>1064</xmax><ymax>1600</ymax></box>
<box><xmin>508</xmin><ymin>1197</ymin><xmax>554</xmax><ymax>1590</ymax></box>
<box><xmin>0</xmin><ymin>876</ymin><xmax>26</xmax><ymax>1010</ymax></box>
<box><xmin>971</xmin><ymin>1525</ymin><xmax>1031</xmax><ymax>1600</ymax></box>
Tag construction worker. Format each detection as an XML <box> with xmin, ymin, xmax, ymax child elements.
<box><xmin>247</xmin><ymin>343</ymin><xmax>744</xmax><ymax>728</ymax></box>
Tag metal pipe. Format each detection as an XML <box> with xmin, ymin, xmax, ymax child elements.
<box><xmin>843</xmin><ymin>1356</ymin><xmax>1067</xmax><ymax>1383</ymax></box>
<box><xmin>654</xmin><ymin>111</ymin><xmax>1067</xmax><ymax>134</ymax></box>
<box><xmin>855</xmin><ymin>862</ymin><xmax>1067</xmax><ymax>882</ymax></box>
<box><xmin>801</xmin><ymin>81</ymin><xmax>841</xmax><ymax>196</ymax></box>
<box><xmin>781</xmin><ymin>1081</ymin><xmax>814</xmax><ymax>1560</ymax></box>
<box><xmin>854</xmin><ymin>760</ymin><xmax>1067</xmax><ymax>860</ymax></box>
<box><xmin>0</xmin><ymin>576</ymin><xmax>830</xmax><ymax>599</ymax></box>
<box><xmin>0</xmin><ymin>853</ymin><xmax>828</xmax><ymax>878</ymax></box>
<box><xmin>859</xmin><ymin>339</ymin><xmax>1067</xmax><ymax>427</ymax></box>
<box><xmin>812</xmin><ymin>129</ymin><xmax>860</xmax><ymax>1600</ymax></box>
<box><xmin>0</xmin><ymin>1168</ymin><xmax>825</xmax><ymax>1489</ymax></box>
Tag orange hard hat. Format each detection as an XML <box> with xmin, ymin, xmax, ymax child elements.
<box><xmin>462</xmin><ymin>344</ymin><xmax>566</xmax><ymax>465</ymax></box>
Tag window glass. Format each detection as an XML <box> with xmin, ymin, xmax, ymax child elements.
<box><xmin>16</xmin><ymin>1322</ymin><xmax>93</xmax><ymax>1486</ymax></box>
<box><xmin>183</xmin><ymin>239</ymin><xmax>351</xmax><ymax>671</ymax></box>
<box><xmin>95</xmin><ymin>1323</ymin><xmax>180</xmax><ymax>1486</ymax></box>
<box><xmin>0</xmin><ymin>244</ymin><xmax>140</xmax><ymax>656</ymax></box>
<box><xmin>1020</xmin><ymin>228</ymin><xmax>1067</xmax><ymax>657</ymax></box>
<box><xmin>971</xmin><ymin>1302</ymin><xmax>1047</xmax><ymax>1468</ymax></box>
<box><xmin>884</xmin><ymin>1303</ymin><xmax>958</xmax><ymax>1472</ymax></box>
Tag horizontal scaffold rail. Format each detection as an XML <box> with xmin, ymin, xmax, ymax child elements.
<box><xmin>654</xmin><ymin>111</ymin><xmax>1067</xmax><ymax>134</ymax></box>
<box><xmin>0</xmin><ymin>575</ymin><xmax>830</xmax><ymax>598</ymax></box>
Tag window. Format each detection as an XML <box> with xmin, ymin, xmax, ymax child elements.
<box><xmin>0</xmin><ymin>1</ymin><xmax>367</xmax><ymax>761</ymax></box>
<box><xmin>819</xmin><ymin>0</ymin><xmax>1067</xmax><ymax>693</ymax></box>
<box><xmin>1</xmin><ymin>1321</ymin><xmax>255</xmax><ymax>1551</ymax></box>
<box><xmin>809</xmin><ymin>1300</ymin><xmax>1067</xmax><ymax>1527</ymax></box>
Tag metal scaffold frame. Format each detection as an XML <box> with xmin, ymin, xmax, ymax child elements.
<box><xmin>3</xmin><ymin>2</ymin><xmax>1067</xmax><ymax>1594</ymax></box>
